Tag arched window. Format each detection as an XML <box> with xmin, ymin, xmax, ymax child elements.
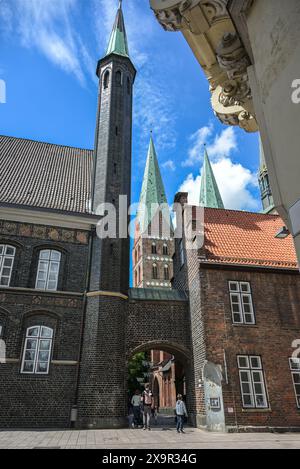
<box><xmin>135</xmin><ymin>270</ymin><xmax>138</xmax><ymax>287</ymax></box>
<box><xmin>164</xmin><ymin>265</ymin><xmax>169</xmax><ymax>281</ymax></box>
<box><xmin>21</xmin><ymin>325</ymin><xmax>53</xmax><ymax>374</ymax></box>
<box><xmin>127</xmin><ymin>77</ymin><xmax>131</xmax><ymax>95</ymax></box>
<box><xmin>116</xmin><ymin>70</ymin><xmax>122</xmax><ymax>86</ymax></box>
<box><xmin>152</xmin><ymin>263</ymin><xmax>158</xmax><ymax>280</ymax></box>
<box><xmin>163</xmin><ymin>244</ymin><xmax>168</xmax><ymax>256</ymax></box>
<box><xmin>103</xmin><ymin>70</ymin><xmax>110</xmax><ymax>89</ymax></box>
<box><xmin>138</xmin><ymin>266</ymin><xmax>141</xmax><ymax>284</ymax></box>
<box><xmin>152</xmin><ymin>243</ymin><xmax>157</xmax><ymax>255</ymax></box>
<box><xmin>36</xmin><ymin>250</ymin><xmax>61</xmax><ymax>291</ymax></box>
<box><xmin>0</xmin><ymin>244</ymin><xmax>16</xmax><ymax>287</ymax></box>
<box><xmin>138</xmin><ymin>245</ymin><xmax>141</xmax><ymax>259</ymax></box>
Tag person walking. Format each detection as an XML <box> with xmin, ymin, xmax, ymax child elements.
<box><xmin>175</xmin><ymin>394</ymin><xmax>188</xmax><ymax>433</ymax></box>
<box><xmin>131</xmin><ymin>390</ymin><xmax>142</xmax><ymax>428</ymax></box>
<box><xmin>141</xmin><ymin>383</ymin><xmax>154</xmax><ymax>431</ymax></box>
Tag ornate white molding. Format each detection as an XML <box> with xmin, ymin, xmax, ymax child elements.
<box><xmin>150</xmin><ymin>0</ymin><xmax>258</xmax><ymax>132</ymax></box>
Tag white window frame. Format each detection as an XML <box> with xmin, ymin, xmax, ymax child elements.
<box><xmin>237</xmin><ymin>355</ymin><xmax>268</xmax><ymax>409</ymax></box>
<box><xmin>289</xmin><ymin>358</ymin><xmax>300</xmax><ymax>409</ymax></box>
<box><xmin>21</xmin><ymin>326</ymin><xmax>53</xmax><ymax>375</ymax></box>
<box><xmin>35</xmin><ymin>250</ymin><xmax>61</xmax><ymax>291</ymax></box>
<box><xmin>229</xmin><ymin>281</ymin><xmax>255</xmax><ymax>325</ymax></box>
<box><xmin>0</xmin><ymin>244</ymin><xmax>16</xmax><ymax>287</ymax></box>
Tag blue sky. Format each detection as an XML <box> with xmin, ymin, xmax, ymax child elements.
<box><xmin>0</xmin><ymin>0</ymin><xmax>261</xmax><ymax>212</ymax></box>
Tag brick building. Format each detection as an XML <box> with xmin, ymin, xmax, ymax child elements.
<box><xmin>0</xmin><ymin>3</ymin><xmax>299</xmax><ymax>432</ymax></box>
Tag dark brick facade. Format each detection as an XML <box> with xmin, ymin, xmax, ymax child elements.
<box><xmin>0</xmin><ymin>221</ymin><xmax>89</xmax><ymax>428</ymax></box>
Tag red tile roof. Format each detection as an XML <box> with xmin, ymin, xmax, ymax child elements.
<box><xmin>201</xmin><ymin>208</ymin><xmax>298</xmax><ymax>270</ymax></box>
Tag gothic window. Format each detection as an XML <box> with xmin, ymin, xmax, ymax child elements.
<box><xmin>116</xmin><ymin>70</ymin><xmax>122</xmax><ymax>86</ymax></box>
<box><xmin>229</xmin><ymin>281</ymin><xmax>255</xmax><ymax>325</ymax></box>
<box><xmin>135</xmin><ymin>270</ymin><xmax>138</xmax><ymax>287</ymax></box>
<box><xmin>164</xmin><ymin>265</ymin><xmax>169</xmax><ymax>281</ymax></box>
<box><xmin>152</xmin><ymin>263</ymin><xmax>158</xmax><ymax>280</ymax></box>
<box><xmin>152</xmin><ymin>243</ymin><xmax>157</xmax><ymax>255</ymax></box>
<box><xmin>21</xmin><ymin>326</ymin><xmax>53</xmax><ymax>375</ymax></box>
<box><xmin>237</xmin><ymin>356</ymin><xmax>268</xmax><ymax>409</ymax></box>
<box><xmin>103</xmin><ymin>70</ymin><xmax>110</xmax><ymax>89</ymax></box>
<box><xmin>138</xmin><ymin>266</ymin><xmax>141</xmax><ymax>284</ymax></box>
<box><xmin>163</xmin><ymin>244</ymin><xmax>168</xmax><ymax>256</ymax></box>
<box><xmin>0</xmin><ymin>244</ymin><xmax>16</xmax><ymax>287</ymax></box>
<box><xmin>36</xmin><ymin>250</ymin><xmax>61</xmax><ymax>291</ymax></box>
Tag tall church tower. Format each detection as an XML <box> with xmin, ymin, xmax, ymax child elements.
<box><xmin>199</xmin><ymin>147</ymin><xmax>224</xmax><ymax>209</ymax></box>
<box><xmin>258</xmin><ymin>137</ymin><xmax>275</xmax><ymax>214</ymax></box>
<box><xmin>77</xmin><ymin>2</ymin><xmax>136</xmax><ymax>428</ymax></box>
<box><xmin>133</xmin><ymin>135</ymin><xmax>174</xmax><ymax>289</ymax></box>
<box><xmin>92</xmin><ymin>0</ymin><xmax>136</xmax><ymax>294</ymax></box>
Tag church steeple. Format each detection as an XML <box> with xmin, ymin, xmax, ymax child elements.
<box><xmin>199</xmin><ymin>147</ymin><xmax>224</xmax><ymax>209</ymax></box>
<box><xmin>105</xmin><ymin>0</ymin><xmax>130</xmax><ymax>58</ymax></box>
<box><xmin>137</xmin><ymin>134</ymin><xmax>171</xmax><ymax>234</ymax></box>
<box><xmin>258</xmin><ymin>137</ymin><xmax>275</xmax><ymax>214</ymax></box>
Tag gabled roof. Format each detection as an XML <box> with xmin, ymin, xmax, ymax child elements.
<box><xmin>105</xmin><ymin>1</ymin><xmax>130</xmax><ymax>58</ymax></box>
<box><xmin>200</xmin><ymin>207</ymin><xmax>298</xmax><ymax>270</ymax></box>
<box><xmin>136</xmin><ymin>136</ymin><xmax>173</xmax><ymax>234</ymax></box>
<box><xmin>199</xmin><ymin>148</ymin><xmax>224</xmax><ymax>209</ymax></box>
<box><xmin>0</xmin><ymin>135</ymin><xmax>93</xmax><ymax>214</ymax></box>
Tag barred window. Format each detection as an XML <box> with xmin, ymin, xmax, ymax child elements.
<box><xmin>21</xmin><ymin>326</ymin><xmax>53</xmax><ymax>375</ymax></box>
<box><xmin>289</xmin><ymin>358</ymin><xmax>300</xmax><ymax>409</ymax></box>
<box><xmin>36</xmin><ymin>250</ymin><xmax>61</xmax><ymax>291</ymax></box>
<box><xmin>229</xmin><ymin>281</ymin><xmax>255</xmax><ymax>325</ymax></box>
<box><xmin>237</xmin><ymin>355</ymin><xmax>268</xmax><ymax>409</ymax></box>
<box><xmin>0</xmin><ymin>244</ymin><xmax>16</xmax><ymax>287</ymax></box>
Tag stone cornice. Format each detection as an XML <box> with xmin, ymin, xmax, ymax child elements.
<box><xmin>150</xmin><ymin>0</ymin><xmax>258</xmax><ymax>132</ymax></box>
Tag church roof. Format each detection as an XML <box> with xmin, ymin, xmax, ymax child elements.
<box><xmin>136</xmin><ymin>136</ymin><xmax>173</xmax><ymax>234</ymax></box>
<box><xmin>0</xmin><ymin>135</ymin><xmax>93</xmax><ymax>214</ymax></box>
<box><xmin>199</xmin><ymin>148</ymin><xmax>224</xmax><ymax>209</ymax></box>
<box><xmin>200</xmin><ymin>207</ymin><xmax>298</xmax><ymax>270</ymax></box>
<box><xmin>259</xmin><ymin>136</ymin><xmax>267</xmax><ymax>173</ymax></box>
<box><xmin>105</xmin><ymin>1</ymin><xmax>130</xmax><ymax>58</ymax></box>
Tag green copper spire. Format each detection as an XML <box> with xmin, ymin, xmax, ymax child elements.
<box><xmin>199</xmin><ymin>147</ymin><xmax>224</xmax><ymax>209</ymax></box>
<box><xmin>106</xmin><ymin>1</ymin><xmax>130</xmax><ymax>58</ymax></box>
<box><xmin>137</xmin><ymin>135</ymin><xmax>173</xmax><ymax>234</ymax></box>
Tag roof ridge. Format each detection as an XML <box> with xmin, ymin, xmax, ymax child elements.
<box><xmin>0</xmin><ymin>135</ymin><xmax>93</xmax><ymax>153</ymax></box>
<box><xmin>203</xmin><ymin>206</ymin><xmax>280</xmax><ymax>218</ymax></box>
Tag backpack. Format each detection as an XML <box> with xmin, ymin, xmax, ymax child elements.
<box><xmin>143</xmin><ymin>390</ymin><xmax>153</xmax><ymax>405</ymax></box>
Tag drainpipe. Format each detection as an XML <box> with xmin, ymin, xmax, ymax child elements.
<box><xmin>71</xmin><ymin>225</ymin><xmax>95</xmax><ymax>428</ymax></box>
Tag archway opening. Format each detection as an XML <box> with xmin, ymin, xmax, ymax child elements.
<box><xmin>127</xmin><ymin>343</ymin><xmax>191</xmax><ymax>428</ymax></box>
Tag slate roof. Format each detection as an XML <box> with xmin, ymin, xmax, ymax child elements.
<box><xmin>0</xmin><ymin>135</ymin><xmax>94</xmax><ymax>214</ymax></box>
<box><xmin>201</xmin><ymin>207</ymin><xmax>298</xmax><ymax>270</ymax></box>
<box><xmin>129</xmin><ymin>288</ymin><xmax>188</xmax><ymax>302</ymax></box>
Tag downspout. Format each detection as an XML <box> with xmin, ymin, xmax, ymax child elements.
<box><xmin>71</xmin><ymin>225</ymin><xmax>95</xmax><ymax>427</ymax></box>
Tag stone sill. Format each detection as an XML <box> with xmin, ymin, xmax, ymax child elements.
<box><xmin>0</xmin><ymin>286</ymin><xmax>83</xmax><ymax>297</ymax></box>
<box><xmin>242</xmin><ymin>408</ymin><xmax>272</xmax><ymax>413</ymax></box>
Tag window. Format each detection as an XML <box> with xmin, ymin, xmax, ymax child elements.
<box><xmin>103</xmin><ymin>70</ymin><xmax>110</xmax><ymax>89</ymax></box>
<box><xmin>229</xmin><ymin>281</ymin><xmax>255</xmax><ymax>325</ymax></box>
<box><xmin>237</xmin><ymin>355</ymin><xmax>268</xmax><ymax>409</ymax></box>
<box><xmin>36</xmin><ymin>250</ymin><xmax>61</xmax><ymax>291</ymax></box>
<box><xmin>179</xmin><ymin>240</ymin><xmax>184</xmax><ymax>267</ymax></box>
<box><xmin>152</xmin><ymin>243</ymin><xmax>157</xmax><ymax>255</ymax></box>
<box><xmin>164</xmin><ymin>265</ymin><xmax>169</xmax><ymax>281</ymax></box>
<box><xmin>0</xmin><ymin>244</ymin><xmax>16</xmax><ymax>287</ymax></box>
<box><xmin>127</xmin><ymin>77</ymin><xmax>131</xmax><ymax>95</ymax></box>
<box><xmin>21</xmin><ymin>326</ymin><xmax>53</xmax><ymax>374</ymax></box>
<box><xmin>138</xmin><ymin>266</ymin><xmax>141</xmax><ymax>285</ymax></box>
<box><xmin>163</xmin><ymin>244</ymin><xmax>168</xmax><ymax>256</ymax></box>
<box><xmin>116</xmin><ymin>70</ymin><xmax>122</xmax><ymax>86</ymax></box>
<box><xmin>152</xmin><ymin>263</ymin><xmax>158</xmax><ymax>280</ymax></box>
<box><xmin>135</xmin><ymin>270</ymin><xmax>138</xmax><ymax>287</ymax></box>
<box><xmin>289</xmin><ymin>358</ymin><xmax>300</xmax><ymax>408</ymax></box>
<box><xmin>0</xmin><ymin>324</ymin><xmax>3</xmax><ymax>338</ymax></box>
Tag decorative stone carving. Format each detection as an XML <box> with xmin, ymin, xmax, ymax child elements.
<box><xmin>150</xmin><ymin>0</ymin><xmax>258</xmax><ymax>132</ymax></box>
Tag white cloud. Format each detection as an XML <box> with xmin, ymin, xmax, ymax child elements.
<box><xmin>1</xmin><ymin>0</ymin><xmax>86</xmax><ymax>84</ymax></box>
<box><xmin>182</xmin><ymin>125</ymin><xmax>238</xmax><ymax>167</ymax></box>
<box><xmin>162</xmin><ymin>160</ymin><xmax>176</xmax><ymax>171</ymax></box>
<box><xmin>179</xmin><ymin>125</ymin><xmax>260</xmax><ymax>211</ymax></box>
